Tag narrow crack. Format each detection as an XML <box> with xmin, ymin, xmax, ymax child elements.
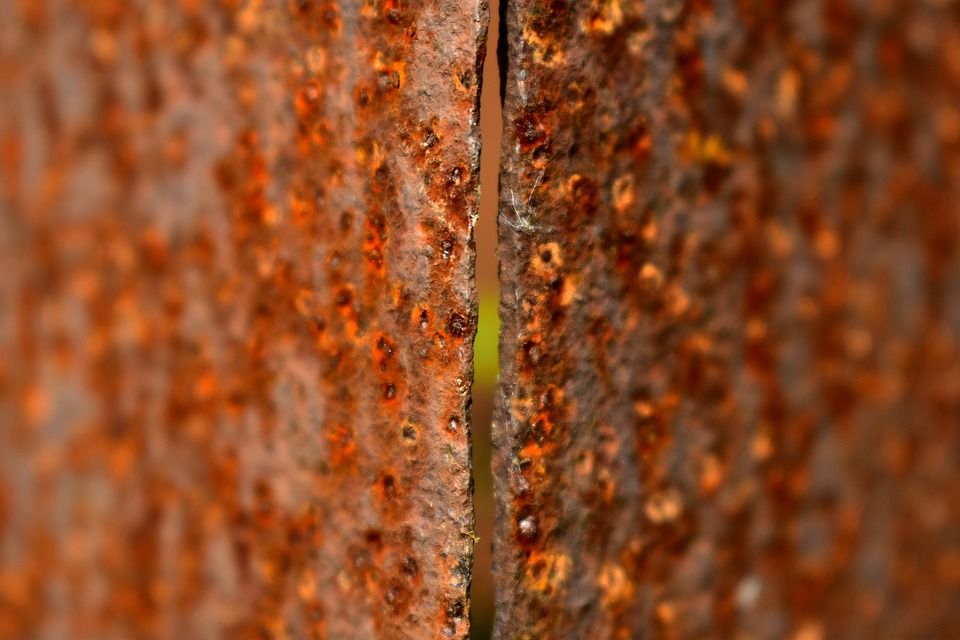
<box><xmin>470</xmin><ymin>0</ymin><xmax>503</xmax><ymax>637</ymax></box>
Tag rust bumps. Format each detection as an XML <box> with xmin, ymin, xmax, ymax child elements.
<box><xmin>494</xmin><ymin>0</ymin><xmax>960</xmax><ymax>638</ymax></box>
<box><xmin>0</xmin><ymin>0</ymin><xmax>486</xmax><ymax>638</ymax></box>
<box><xmin>4</xmin><ymin>1</ymin><xmax>960</xmax><ymax>639</ymax></box>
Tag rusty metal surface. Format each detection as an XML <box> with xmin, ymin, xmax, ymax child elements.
<box><xmin>0</xmin><ymin>1</ymin><xmax>485</xmax><ymax>638</ymax></box>
<box><xmin>493</xmin><ymin>1</ymin><xmax>960</xmax><ymax>638</ymax></box>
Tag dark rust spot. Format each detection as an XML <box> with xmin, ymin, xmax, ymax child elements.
<box><xmin>440</xmin><ymin>237</ymin><xmax>455</xmax><ymax>259</ymax></box>
<box><xmin>515</xmin><ymin>112</ymin><xmax>546</xmax><ymax>150</ymax></box>
<box><xmin>423</xmin><ymin>128</ymin><xmax>440</xmax><ymax>149</ymax></box>
<box><xmin>446</xmin><ymin>312</ymin><xmax>469</xmax><ymax>339</ymax></box>
<box><xmin>401</xmin><ymin>556</ymin><xmax>419</xmax><ymax>576</ymax></box>
<box><xmin>335</xmin><ymin>287</ymin><xmax>353</xmax><ymax>307</ymax></box>
<box><xmin>383</xmin><ymin>383</ymin><xmax>397</xmax><ymax>400</ymax></box>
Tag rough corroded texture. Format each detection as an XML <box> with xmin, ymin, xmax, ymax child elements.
<box><xmin>494</xmin><ymin>1</ymin><xmax>960</xmax><ymax>638</ymax></box>
<box><xmin>0</xmin><ymin>1</ymin><xmax>485</xmax><ymax>638</ymax></box>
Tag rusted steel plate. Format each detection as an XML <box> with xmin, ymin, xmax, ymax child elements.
<box><xmin>0</xmin><ymin>1</ymin><xmax>485</xmax><ymax>638</ymax></box>
<box><xmin>494</xmin><ymin>1</ymin><xmax>960</xmax><ymax>638</ymax></box>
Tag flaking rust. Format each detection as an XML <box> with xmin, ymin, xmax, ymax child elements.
<box><xmin>0</xmin><ymin>1</ymin><xmax>485</xmax><ymax>638</ymax></box>
<box><xmin>495</xmin><ymin>1</ymin><xmax>960</xmax><ymax>638</ymax></box>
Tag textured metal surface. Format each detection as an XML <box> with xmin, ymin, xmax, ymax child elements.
<box><xmin>494</xmin><ymin>1</ymin><xmax>960</xmax><ymax>638</ymax></box>
<box><xmin>0</xmin><ymin>1</ymin><xmax>485</xmax><ymax>638</ymax></box>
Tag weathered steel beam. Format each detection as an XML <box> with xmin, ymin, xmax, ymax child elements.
<box><xmin>0</xmin><ymin>1</ymin><xmax>485</xmax><ymax>638</ymax></box>
<box><xmin>494</xmin><ymin>0</ymin><xmax>960</xmax><ymax>638</ymax></box>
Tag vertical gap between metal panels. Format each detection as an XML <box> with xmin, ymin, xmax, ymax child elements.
<box><xmin>471</xmin><ymin>0</ymin><xmax>502</xmax><ymax>636</ymax></box>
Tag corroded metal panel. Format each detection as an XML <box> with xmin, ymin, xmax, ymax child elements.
<box><xmin>0</xmin><ymin>1</ymin><xmax>485</xmax><ymax>638</ymax></box>
<box><xmin>494</xmin><ymin>1</ymin><xmax>960</xmax><ymax>638</ymax></box>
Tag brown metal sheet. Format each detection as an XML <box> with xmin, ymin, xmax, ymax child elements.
<box><xmin>0</xmin><ymin>1</ymin><xmax>485</xmax><ymax>638</ymax></box>
<box><xmin>494</xmin><ymin>1</ymin><xmax>960</xmax><ymax>638</ymax></box>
